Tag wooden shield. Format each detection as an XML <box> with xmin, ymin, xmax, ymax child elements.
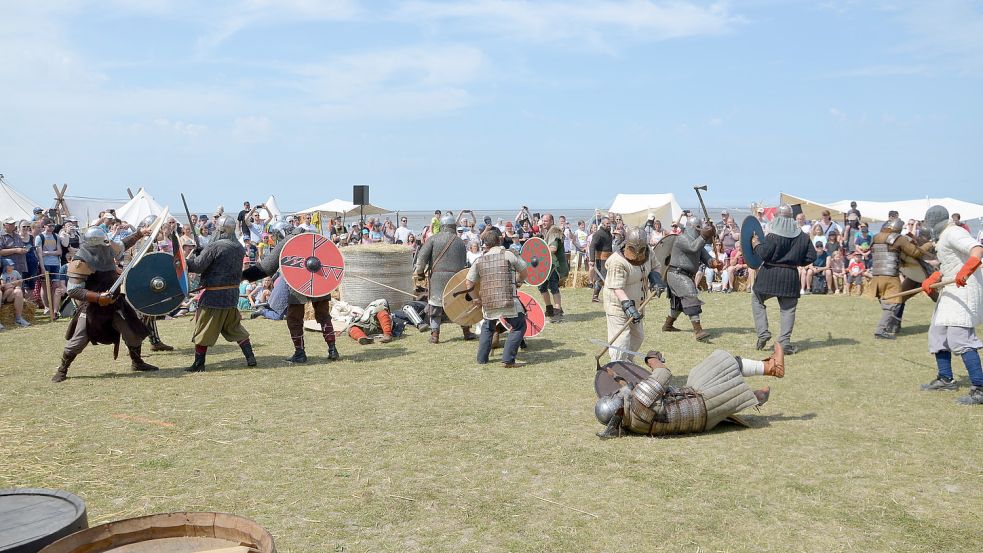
<box><xmin>650</xmin><ymin>234</ymin><xmax>676</xmax><ymax>281</ymax></box>
<box><xmin>109</xmin><ymin>206</ymin><xmax>169</xmax><ymax>294</ymax></box>
<box><xmin>521</xmin><ymin>237</ymin><xmax>553</xmax><ymax>286</ymax></box>
<box><xmin>279</xmin><ymin>233</ymin><xmax>344</xmax><ymax>298</ymax></box>
<box><xmin>500</xmin><ymin>291</ymin><xmax>545</xmax><ymax>338</ymax></box>
<box><xmin>741</xmin><ymin>216</ymin><xmax>765</xmax><ymax>269</ymax></box>
<box><xmin>441</xmin><ymin>268</ymin><xmax>483</xmax><ymax>326</ymax></box>
<box><xmin>123</xmin><ymin>252</ymin><xmax>184</xmax><ymax>316</ymax></box>
<box><xmin>594</xmin><ymin>360</ymin><xmax>652</xmax><ymax>397</ymax></box>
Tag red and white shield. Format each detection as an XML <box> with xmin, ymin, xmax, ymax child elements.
<box><xmin>500</xmin><ymin>291</ymin><xmax>546</xmax><ymax>338</ymax></box>
<box><xmin>279</xmin><ymin>233</ymin><xmax>344</xmax><ymax>298</ymax></box>
<box><xmin>521</xmin><ymin>237</ymin><xmax>553</xmax><ymax>286</ymax></box>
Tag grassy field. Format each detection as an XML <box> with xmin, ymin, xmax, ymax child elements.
<box><xmin>1</xmin><ymin>288</ymin><xmax>981</xmax><ymax>552</ymax></box>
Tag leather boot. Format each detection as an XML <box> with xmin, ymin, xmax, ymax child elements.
<box><xmin>379</xmin><ymin>333</ymin><xmax>393</xmax><ymax>344</ymax></box>
<box><xmin>51</xmin><ymin>352</ymin><xmax>77</xmax><ymax>383</ymax></box>
<box><xmin>429</xmin><ymin>330</ymin><xmax>440</xmax><ymax>344</ymax></box>
<box><xmin>327</xmin><ymin>343</ymin><xmax>340</xmax><ymax>361</ymax></box>
<box><xmin>151</xmin><ymin>341</ymin><xmax>174</xmax><ymax>352</ymax></box>
<box><xmin>591</xmin><ymin>289</ymin><xmax>600</xmax><ymax>303</ymax></box>
<box><xmin>128</xmin><ymin>346</ymin><xmax>159</xmax><ymax>372</ymax></box>
<box><xmin>763</xmin><ymin>343</ymin><xmax>785</xmax><ymax>378</ymax></box>
<box><xmin>753</xmin><ymin>387</ymin><xmax>771</xmax><ymax>407</ymax></box>
<box><xmin>285</xmin><ymin>348</ymin><xmax>307</xmax><ymax>364</ymax></box>
<box><xmin>240</xmin><ymin>340</ymin><xmax>257</xmax><ymax>367</ymax></box>
<box><xmin>377</xmin><ymin>311</ymin><xmax>393</xmax><ymax>343</ymax></box>
<box><xmin>187</xmin><ymin>350</ymin><xmax>207</xmax><ymax>372</ymax></box>
<box><xmin>662</xmin><ymin>316</ymin><xmax>680</xmax><ymax>332</ymax></box>
<box><xmin>691</xmin><ymin>321</ymin><xmax>710</xmax><ymax>342</ymax></box>
<box><xmin>544</xmin><ymin>305</ymin><xmax>555</xmax><ymax>318</ymax></box>
<box><xmin>462</xmin><ymin>326</ymin><xmax>477</xmax><ymax>341</ymax></box>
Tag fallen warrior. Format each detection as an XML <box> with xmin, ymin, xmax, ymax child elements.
<box><xmin>595</xmin><ymin>345</ymin><xmax>785</xmax><ymax>439</ymax></box>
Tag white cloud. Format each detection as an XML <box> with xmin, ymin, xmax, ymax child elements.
<box><xmin>154</xmin><ymin>118</ymin><xmax>207</xmax><ymax>136</ymax></box>
<box><xmin>828</xmin><ymin>107</ymin><xmax>847</xmax><ymax>121</ymax></box>
<box><xmin>232</xmin><ymin>115</ymin><xmax>272</xmax><ymax>142</ymax></box>
<box><xmin>396</xmin><ymin>0</ymin><xmax>743</xmax><ymax>46</ymax></box>
<box><xmin>897</xmin><ymin>0</ymin><xmax>983</xmax><ymax>72</ymax></box>
<box><xmin>196</xmin><ymin>0</ymin><xmax>360</xmax><ymax>52</ymax></box>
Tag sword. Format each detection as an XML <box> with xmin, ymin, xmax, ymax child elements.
<box><xmin>588</xmin><ymin>338</ymin><xmax>643</xmax><ymax>359</ymax></box>
<box><xmin>181</xmin><ymin>193</ymin><xmax>201</xmax><ymax>249</ymax></box>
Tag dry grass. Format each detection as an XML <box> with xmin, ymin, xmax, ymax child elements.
<box><xmin>1</xmin><ymin>289</ymin><xmax>981</xmax><ymax>552</ymax></box>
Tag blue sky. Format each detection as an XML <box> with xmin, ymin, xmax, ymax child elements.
<box><xmin>2</xmin><ymin>1</ymin><xmax>981</xmax><ymax>212</ymax></box>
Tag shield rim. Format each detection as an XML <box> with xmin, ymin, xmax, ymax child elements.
<box><xmin>594</xmin><ymin>360</ymin><xmax>652</xmax><ymax>398</ymax></box>
<box><xmin>279</xmin><ymin>232</ymin><xmax>345</xmax><ymax>298</ymax></box>
<box><xmin>123</xmin><ymin>251</ymin><xmax>184</xmax><ymax>316</ymax></box>
<box><xmin>109</xmin><ymin>206</ymin><xmax>169</xmax><ymax>294</ymax></box>
<box><xmin>500</xmin><ymin>290</ymin><xmax>546</xmax><ymax>338</ymax></box>
<box><xmin>521</xmin><ymin>237</ymin><xmax>553</xmax><ymax>286</ymax></box>
<box><xmin>441</xmin><ymin>268</ymin><xmax>483</xmax><ymax>326</ymax></box>
<box><xmin>651</xmin><ymin>234</ymin><xmax>676</xmax><ymax>281</ymax></box>
<box><xmin>170</xmin><ymin>231</ymin><xmax>189</xmax><ymax>296</ymax></box>
<box><xmin>741</xmin><ymin>216</ymin><xmax>765</xmax><ymax>270</ymax></box>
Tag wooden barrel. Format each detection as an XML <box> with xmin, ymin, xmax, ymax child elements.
<box><xmin>39</xmin><ymin>512</ymin><xmax>275</xmax><ymax>553</ymax></box>
<box><xmin>339</xmin><ymin>245</ymin><xmax>415</xmax><ymax>312</ymax></box>
<box><xmin>0</xmin><ymin>488</ymin><xmax>87</xmax><ymax>553</ymax></box>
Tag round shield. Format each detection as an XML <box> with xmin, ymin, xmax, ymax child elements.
<box><xmin>594</xmin><ymin>360</ymin><xmax>652</xmax><ymax>398</ymax></box>
<box><xmin>651</xmin><ymin>235</ymin><xmax>676</xmax><ymax>281</ymax></box>
<box><xmin>521</xmin><ymin>237</ymin><xmax>553</xmax><ymax>286</ymax></box>
<box><xmin>741</xmin><ymin>216</ymin><xmax>765</xmax><ymax>269</ymax></box>
<box><xmin>110</xmin><ymin>206</ymin><xmax>169</xmax><ymax>294</ymax></box>
<box><xmin>441</xmin><ymin>268</ymin><xmax>483</xmax><ymax>326</ymax></box>
<box><xmin>279</xmin><ymin>233</ymin><xmax>344</xmax><ymax>298</ymax></box>
<box><xmin>500</xmin><ymin>291</ymin><xmax>546</xmax><ymax>338</ymax></box>
<box><xmin>123</xmin><ymin>252</ymin><xmax>184</xmax><ymax>316</ymax></box>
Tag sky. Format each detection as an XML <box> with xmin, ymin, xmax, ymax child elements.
<box><xmin>1</xmin><ymin>0</ymin><xmax>982</xmax><ymax>212</ymax></box>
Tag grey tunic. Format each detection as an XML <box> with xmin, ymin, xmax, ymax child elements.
<box><xmin>415</xmin><ymin>226</ymin><xmax>467</xmax><ymax>306</ymax></box>
<box><xmin>187</xmin><ymin>237</ymin><xmax>245</xmax><ymax>309</ymax></box>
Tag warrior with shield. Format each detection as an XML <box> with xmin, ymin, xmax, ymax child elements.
<box><xmin>602</xmin><ymin>227</ymin><xmax>655</xmax><ymax>362</ymax></box>
<box><xmin>414</xmin><ymin>213</ymin><xmax>476</xmax><ymax>344</ymax></box>
<box><xmin>918</xmin><ymin>206</ymin><xmax>983</xmax><ymax>404</ymax></box>
<box><xmin>662</xmin><ymin>217</ymin><xmax>719</xmax><ymax>342</ymax></box>
<box><xmin>870</xmin><ymin>218</ymin><xmax>934</xmax><ymax>339</ymax></box>
<box><xmin>748</xmin><ymin>205</ymin><xmax>816</xmax><ymax>354</ymax></box>
<box><xmin>134</xmin><ymin>215</ymin><xmax>175</xmax><ymax>352</ymax></box>
<box><xmin>244</xmin><ymin>221</ymin><xmax>340</xmax><ymax>363</ymax></box>
<box><xmin>52</xmin><ymin>226</ymin><xmax>157</xmax><ymax>382</ymax></box>
<box><xmin>466</xmin><ymin>229</ymin><xmax>529</xmax><ymax>367</ymax></box>
<box><xmin>186</xmin><ymin>215</ymin><xmax>256</xmax><ymax>371</ymax></box>
<box><xmin>594</xmin><ymin>344</ymin><xmax>785</xmax><ymax>439</ymax></box>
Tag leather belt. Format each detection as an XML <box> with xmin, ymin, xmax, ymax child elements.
<box><xmin>763</xmin><ymin>262</ymin><xmax>798</xmax><ymax>270</ymax></box>
<box><xmin>668</xmin><ymin>266</ymin><xmax>694</xmax><ymax>278</ymax></box>
<box><xmin>203</xmin><ymin>285</ymin><xmax>240</xmax><ymax>291</ymax></box>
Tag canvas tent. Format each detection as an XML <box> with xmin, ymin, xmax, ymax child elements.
<box><xmin>58</xmin><ymin>195</ymin><xmax>129</xmax><ymax>223</ymax></box>
<box><xmin>607</xmin><ymin>193</ymin><xmax>682</xmax><ymax>228</ymax></box>
<box><xmin>827</xmin><ymin>197</ymin><xmax>983</xmax><ymax>224</ymax></box>
<box><xmin>779</xmin><ymin>192</ymin><xmax>876</xmax><ymax>223</ymax></box>
<box><xmin>113</xmin><ymin>188</ymin><xmax>165</xmax><ymax>226</ymax></box>
<box><xmin>260</xmin><ymin>195</ymin><xmax>282</xmax><ymax>222</ymax></box>
<box><xmin>0</xmin><ymin>177</ymin><xmax>41</xmax><ymax>221</ymax></box>
<box><xmin>297</xmin><ymin>199</ymin><xmax>356</xmax><ymax>217</ymax></box>
<box><xmin>345</xmin><ymin>203</ymin><xmax>391</xmax><ymax>219</ymax></box>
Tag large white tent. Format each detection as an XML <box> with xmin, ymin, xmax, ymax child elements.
<box><xmin>0</xmin><ymin>178</ymin><xmax>41</xmax><ymax>221</ymax></box>
<box><xmin>113</xmin><ymin>188</ymin><xmax>165</xmax><ymax>226</ymax></box>
<box><xmin>260</xmin><ymin>195</ymin><xmax>282</xmax><ymax>222</ymax></box>
<box><xmin>606</xmin><ymin>193</ymin><xmax>682</xmax><ymax>228</ymax></box>
<box><xmin>345</xmin><ymin>203</ymin><xmax>391</xmax><ymax>218</ymax></box>
<box><xmin>297</xmin><ymin>199</ymin><xmax>355</xmax><ymax>217</ymax></box>
<box><xmin>828</xmin><ymin>197</ymin><xmax>983</xmax><ymax>223</ymax></box>
<box><xmin>59</xmin><ymin>195</ymin><xmax>129</xmax><ymax>223</ymax></box>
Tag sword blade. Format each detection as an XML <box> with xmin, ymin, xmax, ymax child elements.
<box><xmin>180</xmin><ymin>193</ymin><xmax>201</xmax><ymax>249</ymax></box>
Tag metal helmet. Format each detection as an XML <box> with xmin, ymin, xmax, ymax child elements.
<box><xmin>83</xmin><ymin>226</ymin><xmax>111</xmax><ymax>247</ymax></box>
<box><xmin>594</xmin><ymin>395</ymin><xmax>622</xmax><ymax>425</ymax></box>
<box><xmin>622</xmin><ymin>226</ymin><xmax>649</xmax><ymax>265</ymax></box>
<box><xmin>270</xmin><ymin>221</ymin><xmax>295</xmax><ymax>242</ymax></box>
<box><xmin>440</xmin><ymin>214</ymin><xmax>456</xmax><ymax>227</ymax></box>
<box><xmin>923</xmin><ymin>205</ymin><xmax>949</xmax><ymax>241</ymax></box>
<box><xmin>215</xmin><ymin>214</ymin><xmax>237</xmax><ymax>240</ymax></box>
<box><xmin>882</xmin><ymin>219</ymin><xmax>903</xmax><ymax>233</ymax></box>
<box><xmin>138</xmin><ymin>215</ymin><xmax>158</xmax><ymax>230</ymax></box>
<box><xmin>776</xmin><ymin>204</ymin><xmax>794</xmax><ymax>219</ymax></box>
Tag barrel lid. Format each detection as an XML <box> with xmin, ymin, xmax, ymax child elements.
<box><xmin>0</xmin><ymin>489</ymin><xmax>87</xmax><ymax>553</ymax></box>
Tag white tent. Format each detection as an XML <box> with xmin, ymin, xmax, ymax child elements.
<box><xmin>0</xmin><ymin>178</ymin><xmax>41</xmax><ymax>222</ymax></box>
<box><xmin>297</xmin><ymin>199</ymin><xmax>355</xmax><ymax>216</ymax></box>
<box><xmin>345</xmin><ymin>203</ymin><xmax>391</xmax><ymax>218</ymax></box>
<box><xmin>827</xmin><ymin>197</ymin><xmax>983</xmax><ymax>223</ymax></box>
<box><xmin>261</xmin><ymin>195</ymin><xmax>282</xmax><ymax>222</ymax></box>
<box><xmin>114</xmin><ymin>188</ymin><xmax>165</xmax><ymax>226</ymax></box>
<box><xmin>59</xmin><ymin>195</ymin><xmax>128</xmax><ymax>223</ymax></box>
<box><xmin>606</xmin><ymin>193</ymin><xmax>682</xmax><ymax>228</ymax></box>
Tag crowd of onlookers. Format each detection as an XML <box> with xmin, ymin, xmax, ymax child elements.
<box><xmin>4</xmin><ymin>198</ymin><xmax>983</xmax><ymax>330</ymax></box>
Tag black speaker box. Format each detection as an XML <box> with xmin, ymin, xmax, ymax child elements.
<box><xmin>353</xmin><ymin>185</ymin><xmax>369</xmax><ymax>205</ymax></box>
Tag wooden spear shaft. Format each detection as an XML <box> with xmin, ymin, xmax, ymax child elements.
<box><xmin>594</xmin><ymin>292</ymin><xmax>659</xmax><ymax>363</ymax></box>
<box><xmin>880</xmin><ymin>278</ymin><xmax>954</xmax><ymax>301</ymax></box>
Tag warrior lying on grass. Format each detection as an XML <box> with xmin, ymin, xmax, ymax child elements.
<box><xmin>595</xmin><ymin>344</ymin><xmax>785</xmax><ymax>439</ymax></box>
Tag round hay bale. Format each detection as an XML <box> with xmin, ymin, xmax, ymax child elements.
<box><xmin>39</xmin><ymin>512</ymin><xmax>275</xmax><ymax>553</ymax></box>
<box><xmin>0</xmin><ymin>488</ymin><xmax>88</xmax><ymax>553</ymax></box>
<box><xmin>340</xmin><ymin>245</ymin><xmax>415</xmax><ymax>311</ymax></box>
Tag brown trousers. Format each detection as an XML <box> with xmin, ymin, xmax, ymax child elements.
<box><xmin>286</xmin><ymin>299</ymin><xmax>334</xmax><ymax>349</ymax></box>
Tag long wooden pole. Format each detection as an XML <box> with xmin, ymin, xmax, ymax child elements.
<box><xmin>43</xmin><ymin>269</ymin><xmax>55</xmax><ymax>322</ymax></box>
<box><xmin>594</xmin><ymin>292</ymin><xmax>658</xmax><ymax>363</ymax></box>
<box><xmin>881</xmin><ymin>278</ymin><xmax>954</xmax><ymax>301</ymax></box>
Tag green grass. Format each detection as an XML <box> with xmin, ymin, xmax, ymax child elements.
<box><xmin>1</xmin><ymin>289</ymin><xmax>981</xmax><ymax>552</ymax></box>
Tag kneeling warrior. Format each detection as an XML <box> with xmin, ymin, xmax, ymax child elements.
<box><xmin>663</xmin><ymin>217</ymin><xmax>719</xmax><ymax>341</ymax></box>
<box><xmin>245</xmin><ymin>222</ymin><xmax>339</xmax><ymax>363</ymax></box>
<box><xmin>414</xmin><ymin>213</ymin><xmax>476</xmax><ymax>344</ymax></box>
<box><xmin>331</xmin><ymin>299</ymin><xmax>395</xmax><ymax>344</ymax></box>
<box><xmin>918</xmin><ymin>206</ymin><xmax>983</xmax><ymax>404</ymax></box>
<box><xmin>53</xmin><ymin>227</ymin><xmax>157</xmax><ymax>382</ymax></box>
<box><xmin>603</xmin><ymin>226</ymin><xmax>654</xmax><ymax>362</ymax></box>
<box><xmin>186</xmin><ymin>215</ymin><xmax>255</xmax><ymax>371</ymax></box>
<box><xmin>870</xmin><ymin>218</ymin><xmax>931</xmax><ymax>339</ymax></box>
<box><xmin>595</xmin><ymin>345</ymin><xmax>785</xmax><ymax>438</ymax></box>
